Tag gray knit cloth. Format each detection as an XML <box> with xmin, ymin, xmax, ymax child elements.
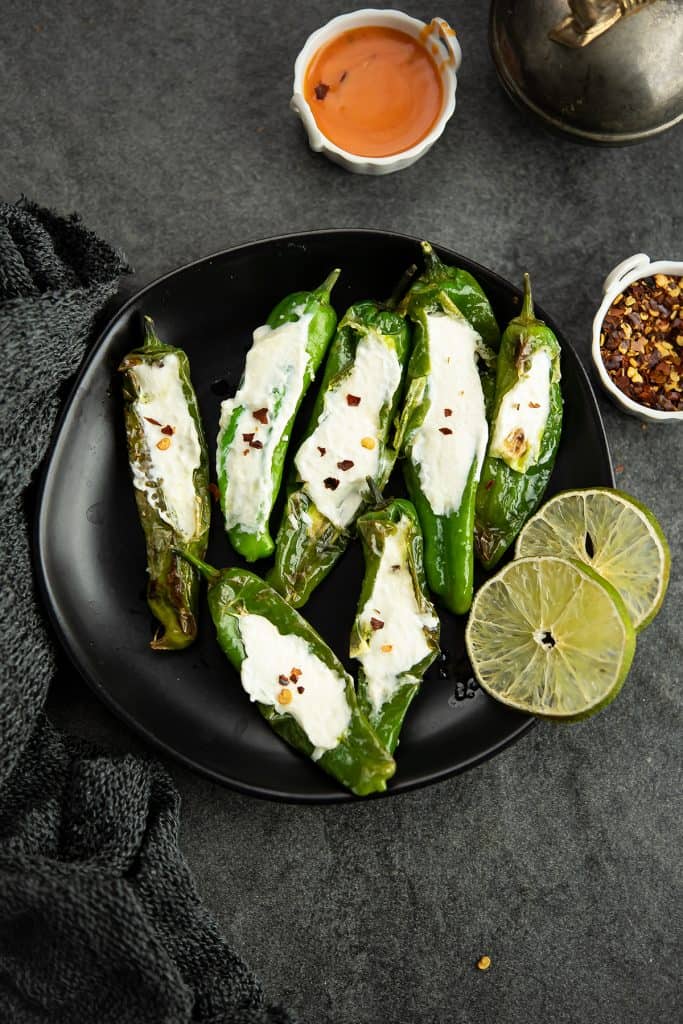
<box><xmin>0</xmin><ymin>199</ymin><xmax>293</xmax><ymax>1024</ymax></box>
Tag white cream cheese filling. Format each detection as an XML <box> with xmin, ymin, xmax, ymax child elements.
<box><xmin>410</xmin><ymin>314</ymin><xmax>488</xmax><ymax>516</ymax></box>
<box><xmin>218</xmin><ymin>313</ymin><xmax>313</xmax><ymax>533</ymax></box>
<box><xmin>238</xmin><ymin>614</ymin><xmax>351</xmax><ymax>755</ymax></box>
<box><xmin>295</xmin><ymin>332</ymin><xmax>402</xmax><ymax>529</ymax></box>
<box><xmin>357</xmin><ymin>523</ymin><xmax>438</xmax><ymax>714</ymax></box>
<box><xmin>489</xmin><ymin>349</ymin><xmax>551</xmax><ymax>471</ymax></box>
<box><xmin>130</xmin><ymin>354</ymin><xmax>202</xmax><ymax>540</ymax></box>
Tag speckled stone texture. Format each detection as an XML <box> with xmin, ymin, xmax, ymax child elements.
<box><xmin>5</xmin><ymin>1</ymin><xmax>681</xmax><ymax>1022</ymax></box>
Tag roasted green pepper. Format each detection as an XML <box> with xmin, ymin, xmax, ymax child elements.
<box><xmin>351</xmin><ymin>500</ymin><xmax>440</xmax><ymax>754</ymax></box>
<box><xmin>177</xmin><ymin>555</ymin><xmax>396</xmax><ymax>796</ymax></box>
<box><xmin>119</xmin><ymin>317</ymin><xmax>210</xmax><ymax>649</ymax></box>
<box><xmin>475</xmin><ymin>273</ymin><xmax>563</xmax><ymax>569</ymax></box>
<box><xmin>395</xmin><ymin>244</ymin><xmax>500</xmax><ymax>615</ymax></box>
<box><xmin>216</xmin><ymin>269</ymin><xmax>340</xmax><ymax>562</ymax></box>
<box><xmin>405</xmin><ymin>242</ymin><xmax>501</xmax><ymax>350</ymax></box>
<box><xmin>268</xmin><ymin>300</ymin><xmax>411</xmax><ymax>608</ymax></box>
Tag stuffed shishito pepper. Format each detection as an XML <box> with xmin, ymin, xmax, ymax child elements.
<box><xmin>269</xmin><ymin>301</ymin><xmax>411</xmax><ymax>608</ymax></box>
<box><xmin>395</xmin><ymin>244</ymin><xmax>500</xmax><ymax>615</ymax></box>
<box><xmin>119</xmin><ymin>317</ymin><xmax>210</xmax><ymax>650</ymax></box>
<box><xmin>216</xmin><ymin>270</ymin><xmax>340</xmax><ymax>562</ymax></box>
<box><xmin>351</xmin><ymin>500</ymin><xmax>440</xmax><ymax>755</ymax></box>
<box><xmin>475</xmin><ymin>274</ymin><xmax>563</xmax><ymax>569</ymax></box>
<box><xmin>177</xmin><ymin>557</ymin><xmax>396</xmax><ymax>797</ymax></box>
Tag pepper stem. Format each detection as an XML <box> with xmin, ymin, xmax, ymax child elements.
<box><xmin>421</xmin><ymin>240</ymin><xmax>444</xmax><ymax>276</ymax></box>
<box><xmin>316</xmin><ymin>268</ymin><xmax>341</xmax><ymax>299</ymax></box>
<box><xmin>386</xmin><ymin>263</ymin><xmax>418</xmax><ymax>309</ymax></box>
<box><xmin>142</xmin><ymin>315</ymin><xmax>166</xmax><ymax>352</ymax></box>
<box><xmin>364</xmin><ymin>476</ymin><xmax>392</xmax><ymax>512</ymax></box>
<box><xmin>520</xmin><ymin>272</ymin><xmax>535</xmax><ymax>323</ymax></box>
<box><xmin>174</xmin><ymin>548</ymin><xmax>220</xmax><ymax>582</ymax></box>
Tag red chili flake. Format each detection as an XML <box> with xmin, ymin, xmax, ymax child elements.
<box><xmin>346</xmin><ymin>394</ymin><xmax>361</xmax><ymax>406</ymax></box>
<box><xmin>208</xmin><ymin>482</ymin><xmax>220</xmax><ymax>502</ymax></box>
<box><xmin>439</xmin><ymin>427</ymin><xmax>453</xmax><ymax>435</ymax></box>
<box><xmin>278</xmin><ymin>674</ymin><xmax>289</xmax><ymax>685</ymax></box>
<box><xmin>485</xmin><ymin>480</ymin><xmax>494</xmax><ymax>491</ymax></box>
<box><xmin>444</xmin><ymin>408</ymin><xmax>453</xmax><ymax>417</ymax></box>
<box><xmin>317</xmin><ymin>446</ymin><xmax>326</xmax><ymax>457</ymax></box>
<box><xmin>314</xmin><ymin>82</ymin><xmax>329</xmax><ymax>100</ymax></box>
<box><xmin>253</xmin><ymin>408</ymin><xmax>269</xmax><ymax>424</ymax></box>
<box><xmin>242</xmin><ymin>432</ymin><xmax>255</xmax><ymax>443</ymax></box>
<box><xmin>161</xmin><ymin>424</ymin><xmax>175</xmax><ymax>435</ymax></box>
<box><xmin>324</xmin><ymin>477</ymin><xmax>340</xmax><ymax>490</ymax></box>
<box><xmin>290</xmin><ymin>667</ymin><xmax>302</xmax><ymax>680</ymax></box>
<box><xmin>370</xmin><ymin>617</ymin><xmax>384</xmax><ymax>631</ymax></box>
<box><xmin>297</xmin><ymin>686</ymin><xmax>305</xmax><ymax>694</ymax></box>
<box><xmin>337</xmin><ymin>459</ymin><xmax>354</xmax><ymax>471</ymax></box>
<box><xmin>528</xmin><ymin>402</ymin><xmax>540</xmax><ymax>409</ymax></box>
<box><xmin>144</xmin><ymin>417</ymin><xmax>162</xmax><ymax>426</ymax></box>
<box><xmin>243</xmin><ymin>449</ymin><xmax>249</xmax><ymax>456</ymax></box>
<box><xmin>250</xmin><ymin>439</ymin><xmax>264</xmax><ymax>450</ymax></box>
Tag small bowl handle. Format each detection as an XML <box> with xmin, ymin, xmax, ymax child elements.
<box><xmin>602</xmin><ymin>253</ymin><xmax>650</xmax><ymax>295</ymax></box>
<box><xmin>426</xmin><ymin>18</ymin><xmax>463</xmax><ymax>72</ymax></box>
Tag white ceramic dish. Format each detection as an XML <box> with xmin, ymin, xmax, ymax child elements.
<box><xmin>591</xmin><ymin>253</ymin><xmax>683</xmax><ymax>423</ymax></box>
<box><xmin>290</xmin><ymin>8</ymin><xmax>462</xmax><ymax>176</ymax></box>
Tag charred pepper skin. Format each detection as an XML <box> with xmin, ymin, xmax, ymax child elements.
<box><xmin>475</xmin><ymin>274</ymin><xmax>563</xmax><ymax>570</ymax></box>
<box><xmin>351</xmin><ymin>500</ymin><xmax>440</xmax><ymax>754</ymax></box>
<box><xmin>177</xmin><ymin>556</ymin><xmax>396</xmax><ymax>797</ymax></box>
<box><xmin>268</xmin><ymin>301</ymin><xmax>411</xmax><ymax>609</ymax></box>
<box><xmin>396</xmin><ymin>244</ymin><xmax>500</xmax><ymax>615</ymax></box>
<box><xmin>119</xmin><ymin>317</ymin><xmax>210</xmax><ymax>650</ymax></box>
<box><xmin>217</xmin><ymin>270</ymin><xmax>340</xmax><ymax>563</ymax></box>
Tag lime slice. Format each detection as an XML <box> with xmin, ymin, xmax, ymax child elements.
<box><xmin>465</xmin><ymin>556</ymin><xmax>636</xmax><ymax>720</ymax></box>
<box><xmin>515</xmin><ymin>488</ymin><xmax>670</xmax><ymax>631</ymax></box>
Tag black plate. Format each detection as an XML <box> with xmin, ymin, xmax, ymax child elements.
<box><xmin>36</xmin><ymin>230</ymin><xmax>613</xmax><ymax>802</ymax></box>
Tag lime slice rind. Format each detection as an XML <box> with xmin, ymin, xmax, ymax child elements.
<box><xmin>465</xmin><ymin>555</ymin><xmax>636</xmax><ymax>721</ymax></box>
<box><xmin>515</xmin><ymin>487</ymin><xmax>670</xmax><ymax>632</ymax></box>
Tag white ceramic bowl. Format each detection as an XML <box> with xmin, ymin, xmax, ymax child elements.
<box><xmin>591</xmin><ymin>253</ymin><xmax>683</xmax><ymax>423</ymax></box>
<box><xmin>290</xmin><ymin>9</ymin><xmax>462</xmax><ymax>176</ymax></box>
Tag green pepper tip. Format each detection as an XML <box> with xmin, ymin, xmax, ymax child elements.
<box><xmin>520</xmin><ymin>272</ymin><xmax>535</xmax><ymax>323</ymax></box>
<box><xmin>318</xmin><ymin>267</ymin><xmax>341</xmax><ymax>298</ymax></box>
<box><xmin>173</xmin><ymin>547</ymin><xmax>220</xmax><ymax>582</ymax></box>
<box><xmin>386</xmin><ymin>262</ymin><xmax>418</xmax><ymax>310</ymax></box>
<box><xmin>142</xmin><ymin>314</ymin><xmax>164</xmax><ymax>351</ymax></box>
<box><xmin>420</xmin><ymin>240</ymin><xmax>442</xmax><ymax>274</ymax></box>
<box><xmin>364</xmin><ymin>476</ymin><xmax>391</xmax><ymax>513</ymax></box>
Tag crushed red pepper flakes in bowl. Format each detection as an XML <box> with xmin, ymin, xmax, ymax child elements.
<box><xmin>600</xmin><ymin>275</ymin><xmax>682</xmax><ymax>413</ymax></box>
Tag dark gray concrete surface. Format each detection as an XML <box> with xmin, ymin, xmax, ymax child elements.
<box><xmin>5</xmin><ymin>2</ymin><xmax>681</xmax><ymax>1022</ymax></box>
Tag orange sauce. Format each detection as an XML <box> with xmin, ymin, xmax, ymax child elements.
<box><xmin>304</xmin><ymin>26</ymin><xmax>444</xmax><ymax>158</ymax></box>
